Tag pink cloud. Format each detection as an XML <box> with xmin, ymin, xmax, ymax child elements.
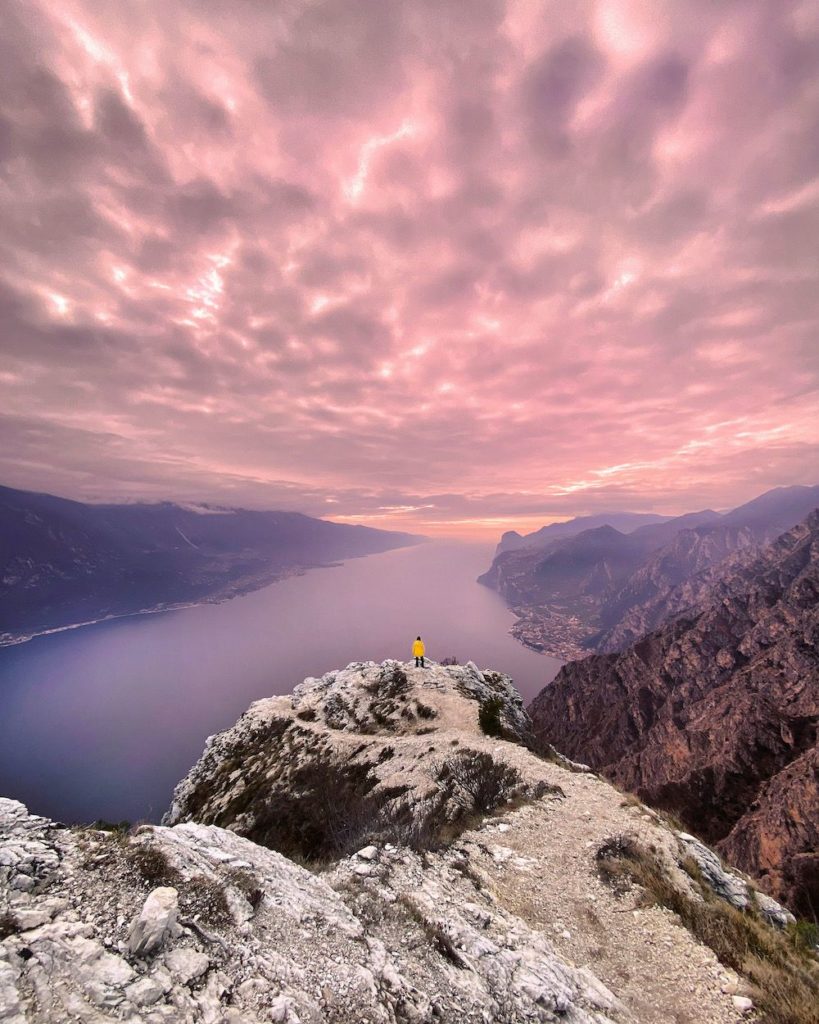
<box><xmin>0</xmin><ymin>0</ymin><xmax>817</xmax><ymax>537</ymax></box>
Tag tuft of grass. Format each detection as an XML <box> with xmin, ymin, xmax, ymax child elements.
<box><xmin>789</xmin><ymin>921</ymin><xmax>819</xmax><ymax>954</ymax></box>
<box><xmin>227</xmin><ymin>869</ymin><xmax>264</xmax><ymax>912</ymax></box>
<box><xmin>596</xmin><ymin>835</ymin><xmax>819</xmax><ymax>1024</ymax></box>
<box><xmin>126</xmin><ymin>844</ymin><xmax>181</xmax><ymax>885</ymax></box>
<box><xmin>89</xmin><ymin>819</ymin><xmax>132</xmax><ymax>833</ymax></box>
<box><xmin>181</xmin><ymin>876</ymin><xmax>232</xmax><ymax>927</ymax></box>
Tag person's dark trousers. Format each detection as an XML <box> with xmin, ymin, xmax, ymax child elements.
<box><xmin>415</xmin><ymin>656</ymin><xmax>425</xmax><ymax>667</ymax></box>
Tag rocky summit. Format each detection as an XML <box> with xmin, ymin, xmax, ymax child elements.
<box><xmin>529</xmin><ymin>510</ymin><xmax>819</xmax><ymax>917</ymax></box>
<box><xmin>2</xmin><ymin>659</ymin><xmax>810</xmax><ymax>1023</ymax></box>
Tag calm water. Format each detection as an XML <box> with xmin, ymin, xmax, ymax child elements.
<box><xmin>0</xmin><ymin>541</ymin><xmax>561</xmax><ymax>824</ymax></box>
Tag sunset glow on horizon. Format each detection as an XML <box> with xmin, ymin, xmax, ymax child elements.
<box><xmin>1</xmin><ymin>0</ymin><xmax>818</xmax><ymax>538</ymax></box>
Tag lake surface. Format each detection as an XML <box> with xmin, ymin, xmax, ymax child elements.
<box><xmin>0</xmin><ymin>541</ymin><xmax>561</xmax><ymax>825</ymax></box>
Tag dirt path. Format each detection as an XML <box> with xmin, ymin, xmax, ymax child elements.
<box><xmin>460</xmin><ymin>762</ymin><xmax>742</xmax><ymax>1024</ymax></box>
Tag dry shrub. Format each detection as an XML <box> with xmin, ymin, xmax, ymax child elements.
<box><xmin>478</xmin><ymin>696</ymin><xmax>505</xmax><ymax>737</ymax></box>
<box><xmin>596</xmin><ymin>835</ymin><xmax>819</xmax><ymax>1024</ymax></box>
<box><xmin>249</xmin><ymin>758</ymin><xmax>383</xmax><ymax>861</ymax></box>
<box><xmin>181</xmin><ymin>876</ymin><xmax>232</xmax><ymax>927</ymax></box>
<box><xmin>126</xmin><ymin>844</ymin><xmax>180</xmax><ymax>885</ymax></box>
<box><xmin>436</xmin><ymin>750</ymin><xmax>523</xmax><ymax>813</ymax></box>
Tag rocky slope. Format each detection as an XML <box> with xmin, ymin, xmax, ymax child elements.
<box><xmin>2</xmin><ymin>660</ymin><xmax>801</xmax><ymax>1023</ymax></box>
<box><xmin>595</xmin><ymin>524</ymin><xmax>760</xmax><ymax>652</ymax></box>
<box><xmin>480</xmin><ymin>485</ymin><xmax>819</xmax><ymax>659</ymax></box>
<box><xmin>529</xmin><ymin>511</ymin><xmax>819</xmax><ymax>916</ymax></box>
<box><xmin>0</xmin><ymin>484</ymin><xmax>418</xmax><ymax>646</ymax></box>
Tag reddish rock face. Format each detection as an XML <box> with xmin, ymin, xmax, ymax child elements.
<box><xmin>720</xmin><ymin>747</ymin><xmax>819</xmax><ymax>915</ymax></box>
<box><xmin>528</xmin><ymin>510</ymin><xmax>819</xmax><ymax>917</ymax></box>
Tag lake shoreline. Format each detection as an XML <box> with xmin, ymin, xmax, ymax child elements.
<box><xmin>0</xmin><ymin>541</ymin><xmax>563</xmax><ymax>825</ymax></box>
<box><xmin>0</xmin><ymin>562</ymin><xmax>328</xmax><ymax>649</ymax></box>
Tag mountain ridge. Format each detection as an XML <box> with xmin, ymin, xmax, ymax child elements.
<box><xmin>0</xmin><ymin>483</ymin><xmax>421</xmax><ymax>646</ymax></box>
<box><xmin>479</xmin><ymin>485</ymin><xmax>819</xmax><ymax>660</ymax></box>
<box><xmin>528</xmin><ymin>509</ymin><xmax>819</xmax><ymax>916</ymax></box>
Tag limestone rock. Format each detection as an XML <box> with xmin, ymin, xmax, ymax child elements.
<box><xmin>1</xmin><ymin>662</ymin><xmax>768</xmax><ymax>1024</ymax></box>
<box><xmin>164</xmin><ymin>946</ymin><xmax>210</xmax><ymax>984</ymax></box>
<box><xmin>127</xmin><ymin>887</ymin><xmax>179</xmax><ymax>957</ymax></box>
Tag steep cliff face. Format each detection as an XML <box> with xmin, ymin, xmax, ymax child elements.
<box><xmin>596</xmin><ymin>524</ymin><xmax>760</xmax><ymax>652</ymax></box>
<box><xmin>528</xmin><ymin>512</ymin><xmax>819</xmax><ymax>915</ymax></box>
<box><xmin>6</xmin><ymin>660</ymin><xmax>799</xmax><ymax>1023</ymax></box>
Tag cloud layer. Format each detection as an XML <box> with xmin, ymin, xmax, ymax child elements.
<box><xmin>1</xmin><ymin>0</ymin><xmax>818</xmax><ymax>535</ymax></box>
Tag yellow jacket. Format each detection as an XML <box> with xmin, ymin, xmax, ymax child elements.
<box><xmin>412</xmin><ymin>639</ymin><xmax>425</xmax><ymax>657</ymax></box>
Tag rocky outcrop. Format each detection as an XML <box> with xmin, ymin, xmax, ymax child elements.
<box><xmin>528</xmin><ymin>511</ymin><xmax>819</xmax><ymax>915</ymax></box>
<box><xmin>164</xmin><ymin>660</ymin><xmax>533</xmax><ymax>856</ymax></box>
<box><xmin>4</xmin><ymin>658</ymin><xmax>789</xmax><ymax>1023</ymax></box>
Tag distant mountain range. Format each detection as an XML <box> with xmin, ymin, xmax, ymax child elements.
<box><xmin>0</xmin><ymin>485</ymin><xmax>420</xmax><ymax>646</ymax></box>
<box><xmin>495</xmin><ymin>511</ymin><xmax>671</xmax><ymax>555</ymax></box>
<box><xmin>528</xmin><ymin>508</ymin><xmax>819</xmax><ymax>916</ymax></box>
<box><xmin>478</xmin><ymin>485</ymin><xmax>819</xmax><ymax>659</ymax></box>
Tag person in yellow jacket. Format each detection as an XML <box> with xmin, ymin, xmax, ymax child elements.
<box><xmin>412</xmin><ymin>636</ymin><xmax>425</xmax><ymax>668</ymax></box>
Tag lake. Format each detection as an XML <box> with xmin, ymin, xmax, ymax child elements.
<box><xmin>0</xmin><ymin>541</ymin><xmax>562</xmax><ymax>824</ymax></box>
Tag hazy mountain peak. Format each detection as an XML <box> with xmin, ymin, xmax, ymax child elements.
<box><xmin>480</xmin><ymin>483</ymin><xmax>819</xmax><ymax>660</ymax></box>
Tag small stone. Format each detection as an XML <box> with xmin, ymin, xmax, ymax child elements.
<box><xmin>11</xmin><ymin>910</ymin><xmax>50</xmax><ymax>931</ymax></box>
<box><xmin>269</xmin><ymin>994</ymin><xmax>301</xmax><ymax>1023</ymax></box>
<box><xmin>356</xmin><ymin>846</ymin><xmax>378</xmax><ymax>861</ymax></box>
<box><xmin>165</xmin><ymin>947</ymin><xmax>210</xmax><ymax>984</ymax></box>
<box><xmin>125</xmin><ymin>974</ymin><xmax>169</xmax><ymax>1007</ymax></box>
<box><xmin>732</xmin><ymin>996</ymin><xmax>754</xmax><ymax>1014</ymax></box>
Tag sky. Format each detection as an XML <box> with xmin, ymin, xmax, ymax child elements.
<box><xmin>1</xmin><ymin>0</ymin><xmax>818</xmax><ymax>539</ymax></box>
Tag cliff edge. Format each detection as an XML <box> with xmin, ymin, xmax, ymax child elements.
<box><xmin>1</xmin><ymin>661</ymin><xmax>813</xmax><ymax>1023</ymax></box>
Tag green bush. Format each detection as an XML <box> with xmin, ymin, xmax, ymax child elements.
<box><xmin>478</xmin><ymin>696</ymin><xmax>505</xmax><ymax>737</ymax></box>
